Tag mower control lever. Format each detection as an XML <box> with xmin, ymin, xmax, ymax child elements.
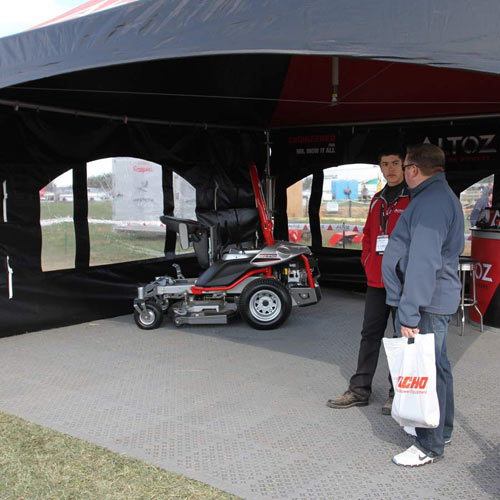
<box><xmin>172</xmin><ymin>263</ymin><xmax>185</xmax><ymax>280</ymax></box>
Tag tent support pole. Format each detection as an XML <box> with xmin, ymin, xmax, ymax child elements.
<box><xmin>2</xmin><ymin>181</ymin><xmax>6</xmax><ymax>224</ymax></box>
<box><xmin>0</xmin><ymin>98</ymin><xmax>264</xmax><ymax>132</ymax></box>
<box><xmin>2</xmin><ymin>180</ymin><xmax>13</xmax><ymax>299</ymax></box>
<box><xmin>271</xmin><ymin>112</ymin><xmax>500</xmax><ymax>130</ymax></box>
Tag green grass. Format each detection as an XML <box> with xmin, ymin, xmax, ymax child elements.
<box><xmin>41</xmin><ymin>201</ymin><xmax>168</xmax><ymax>270</ymax></box>
<box><xmin>88</xmin><ymin>225</ymin><xmax>165</xmax><ymax>267</ymax></box>
<box><xmin>40</xmin><ymin>201</ymin><xmax>74</xmax><ymax>219</ymax></box>
<box><xmin>41</xmin><ymin>222</ymin><xmax>77</xmax><ymax>271</ymax></box>
<box><xmin>41</xmin><ymin>223</ymin><xmax>167</xmax><ymax>271</ymax></box>
<box><xmin>0</xmin><ymin>411</ymin><xmax>240</xmax><ymax>500</ymax></box>
<box><xmin>40</xmin><ymin>200</ymin><xmax>112</xmax><ymax>220</ymax></box>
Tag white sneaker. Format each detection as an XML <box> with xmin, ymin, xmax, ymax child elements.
<box><xmin>392</xmin><ymin>445</ymin><xmax>439</xmax><ymax>467</ymax></box>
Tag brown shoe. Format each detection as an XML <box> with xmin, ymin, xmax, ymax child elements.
<box><xmin>326</xmin><ymin>390</ymin><xmax>368</xmax><ymax>409</ymax></box>
<box><xmin>382</xmin><ymin>396</ymin><xmax>393</xmax><ymax>415</ymax></box>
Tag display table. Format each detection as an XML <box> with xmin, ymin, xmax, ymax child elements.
<box><xmin>470</xmin><ymin>228</ymin><xmax>500</xmax><ymax>328</ymax></box>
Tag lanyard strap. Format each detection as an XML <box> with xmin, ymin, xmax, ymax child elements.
<box><xmin>379</xmin><ymin>199</ymin><xmax>398</xmax><ymax>234</ymax></box>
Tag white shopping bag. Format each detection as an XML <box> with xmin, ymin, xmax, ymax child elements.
<box><xmin>383</xmin><ymin>334</ymin><xmax>440</xmax><ymax>428</ymax></box>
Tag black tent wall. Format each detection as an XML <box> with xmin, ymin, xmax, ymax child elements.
<box><xmin>2</xmin><ymin>97</ymin><xmax>500</xmax><ymax>336</ymax></box>
<box><xmin>0</xmin><ymin>105</ymin><xmax>268</xmax><ymax>336</ymax></box>
<box><xmin>3</xmin><ymin>0</ymin><xmax>500</xmax><ymax>336</ymax></box>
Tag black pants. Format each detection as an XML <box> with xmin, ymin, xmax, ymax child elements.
<box><xmin>349</xmin><ymin>286</ymin><xmax>394</xmax><ymax>400</ymax></box>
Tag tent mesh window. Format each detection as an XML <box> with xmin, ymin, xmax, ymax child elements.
<box><xmin>460</xmin><ymin>174</ymin><xmax>495</xmax><ymax>256</ymax></box>
<box><xmin>287</xmin><ymin>175</ymin><xmax>312</xmax><ymax>246</ymax></box>
<box><xmin>89</xmin><ymin>157</ymin><xmax>165</xmax><ymax>267</ymax></box>
<box><xmin>172</xmin><ymin>171</ymin><xmax>197</xmax><ymax>255</ymax></box>
<box><xmin>40</xmin><ymin>171</ymin><xmax>76</xmax><ymax>272</ymax></box>
<box><xmin>320</xmin><ymin>164</ymin><xmax>379</xmax><ymax>250</ymax></box>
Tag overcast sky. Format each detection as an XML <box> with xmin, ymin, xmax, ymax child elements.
<box><xmin>0</xmin><ymin>0</ymin><xmax>84</xmax><ymax>38</ymax></box>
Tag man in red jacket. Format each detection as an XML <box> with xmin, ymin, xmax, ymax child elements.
<box><xmin>327</xmin><ymin>149</ymin><xmax>409</xmax><ymax>413</ymax></box>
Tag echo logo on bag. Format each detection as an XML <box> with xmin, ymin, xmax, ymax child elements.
<box><xmin>397</xmin><ymin>376</ymin><xmax>429</xmax><ymax>392</ymax></box>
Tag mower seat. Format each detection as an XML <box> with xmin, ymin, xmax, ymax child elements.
<box><xmin>195</xmin><ymin>257</ymin><xmax>255</xmax><ymax>287</ymax></box>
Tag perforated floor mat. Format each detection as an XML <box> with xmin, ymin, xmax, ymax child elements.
<box><xmin>0</xmin><ymin>288</ymin><xmax>498</xmax><ymax>499</ymax></box>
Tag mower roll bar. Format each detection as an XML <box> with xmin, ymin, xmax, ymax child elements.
<box><xmin>249</xmin><ymin>161</ymin><xmax>275</xmax><ymax>247</ymax></box>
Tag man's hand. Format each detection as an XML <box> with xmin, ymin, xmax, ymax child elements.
<box><xmin>401</xmin><ymin>326</ymin><xmax>420</xmax><ymax>338</ymax></box>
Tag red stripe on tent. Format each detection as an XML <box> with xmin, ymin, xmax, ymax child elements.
<box><xmin>353</xmin><ymin>233</ymin><xmax>364</xmax><ymax>243</ymax></box>
<box><xmin>31</xmin><ymin>0</ymin><xmax>137</xmax><ymax>30</ymax></box>
<box><xmin>272</xmin><ymin>56</ymin><xmax>500</xmax><ymax>127</ymax></box>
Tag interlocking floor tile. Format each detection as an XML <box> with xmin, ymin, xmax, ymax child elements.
<box><xmin>0</xmin><ymin>288</ymin><xmax>498</xmax><ymax>499</ymax></box>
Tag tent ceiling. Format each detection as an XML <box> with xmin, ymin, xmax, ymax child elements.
<box><xmin>272</xmin><ymin>57</ymin><xmax>500</xmax><ymax>127</ymax></box>
<box><xmin>2</xmin><ymin>0</ymin><xmax>500</xmax><ymax>129</ymax></box>
<box><xmin>1</xmin><ymin>54</ymin><xmax>291</xmax><ymax>129</ymax></box>
<box><xmin>4</xmin><ymin>54</ymin><xmax>500</xmax><ymax>130</ymax></box>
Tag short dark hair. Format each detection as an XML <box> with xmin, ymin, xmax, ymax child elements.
<box><xmin>406</xmin><ymin>143</ymin><xmax>445</xmax><ymax>175</ymax></box>
<box><xmin>377</xmin><ymin>148</ymin><xmax>405</xmax><ymax>164</ymax></box>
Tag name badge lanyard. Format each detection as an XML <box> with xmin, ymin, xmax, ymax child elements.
<box><xmin>379</xmin><ymin>199</ymin><xmax>397</xmax><ymax>235</ymax></box>
<box><xmin>376</xmin><ymin>199</ymin><xmax>396</xmax><ymax>254</ymax></box>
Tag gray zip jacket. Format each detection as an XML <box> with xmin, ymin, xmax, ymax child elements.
<box><xmin>382</xmin><ymin>172</ymin><xmax>464</xmax><ymax>327</ymax></box>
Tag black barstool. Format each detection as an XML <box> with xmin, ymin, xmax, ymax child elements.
<box><xmin>457</xmin><ymin>257</ymin><xmax>484</xmax><ymax>335</ymax></box>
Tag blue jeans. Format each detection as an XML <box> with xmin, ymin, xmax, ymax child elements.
<box><xmin>395</xmin><ymin>311</ymin><xmax>454</xmax><ymax>457</ymax></box>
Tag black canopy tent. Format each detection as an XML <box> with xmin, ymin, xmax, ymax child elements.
<box><xmin>2</xmin><ymin>0</ymin><xmax>500</xmax><ymax>336</ymax></box>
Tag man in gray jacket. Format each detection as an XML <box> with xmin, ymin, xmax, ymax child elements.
<box><xmin>382</xmin><ymin>143</ymin><xmax>464</xmax><ymax>467</ymax></box>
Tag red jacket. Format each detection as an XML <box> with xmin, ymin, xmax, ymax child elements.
<box><xmin>361</xmin><ymin>185</ymin><xmax>410</xmax><ymax>288</ymax></box>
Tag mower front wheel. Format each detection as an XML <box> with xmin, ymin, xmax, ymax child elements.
<box><xmin>134</xmin><ymin>302</ymin><xmax>164</xmax><ymax>330</ymax></box>
<box><xmin>239</xmin><ymin>278</ymin><xmax>292</xmax><ymax>330</ymax></box>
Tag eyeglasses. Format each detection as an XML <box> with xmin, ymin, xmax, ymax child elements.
<box><xmin>402</xmin><ymin>163</ymin><xmax>417</xmax><ymax>171</ymax></box>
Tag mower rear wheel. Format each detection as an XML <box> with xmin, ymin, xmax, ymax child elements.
<box><xmin>134</xmin><ymin>302</ymin><xmax>163</xmax><ymax>330</ymax></box>
<box><xmin>239</xmin><ymin>278</ymin><xmax>292</xmax><ymax>330</ymax></box>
